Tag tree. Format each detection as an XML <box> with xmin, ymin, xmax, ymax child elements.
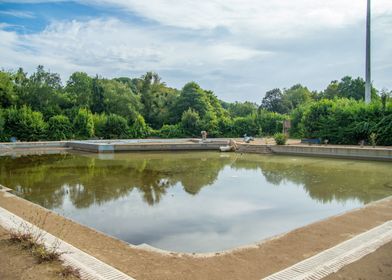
<box><xmin>282</xmin><ymin>84</ymin><xmax>313</xmax><ymax>111</ymax></box>
<box><xmin>260</xmin><ymin>89</ymin><xmax>288</xmax><ymax>114</ymax></box>
<box><xmin>0</xmin><ymin>71</ymin><xmax>17</xmax><ymax>108</ymax></box>
<box><xmin>66</xmin><ymin>72</ymin><xmax>93</xmax><ymax>108</ymax></box>
<box><xmin>173</xmin><ymin>82</ymin><xmax>211</xmax><ymax>122</ymax></box>
<box><xmin>228</xmin><ymin>101</ymin><xmax>258</xmax><ymax>117</ymax></box>
<box><xmin>73</xmin><ymin>108</ymin><xmax>94</xmax><ymax>139</ymax></box>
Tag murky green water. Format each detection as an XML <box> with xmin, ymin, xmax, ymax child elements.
<box><xmin>1</xmin><ymin>151</ymin><xmax>392</xmax><ymax>253</ymax></box>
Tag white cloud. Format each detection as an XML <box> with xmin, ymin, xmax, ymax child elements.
<box><xmin>0</xmin><ymin>10</ymin><xmax>35</xmax><ymax>18</ymax></box>
<box><xmin>86</xmin><ymin>0</ymin><xmax>392</xmax><ymax>37</ymax></box>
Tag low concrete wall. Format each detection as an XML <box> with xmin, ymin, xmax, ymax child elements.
<box><xmin>67</xmin><ymin>140</ymin><xmax>227</xmax><ymax>153</ymax></box>
<box><xmin>0</xmin><ymin>141</ymin><xmax>67</xmax><ymax>149</ymax></box>
<box><xmin>270</xmin><ymin>145</ymin><xmax>392</xmax><ymax>161</ymax></box>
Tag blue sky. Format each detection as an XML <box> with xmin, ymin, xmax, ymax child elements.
<box><xmin>0</xmin><ymin>0</ymin><xmax>391</xmax><ymax>102</ymax></box>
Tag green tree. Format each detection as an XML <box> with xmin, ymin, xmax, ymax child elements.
<box><xmin>0</xmin><ymin>71</ymin><xmax>17</xmax><ymax>108</ymax></box>
<box><xmin>65</xmin><ymin>72</ymin><xmax>93</xmax><ymax>108</ymax></box>
<box><xmin>73</xmin><ymin>108</ymin><xmax>94</xmax><ymax>139</ymax></box>
<box><xmin>260</xmin><ymin>89</ymin><xmax>288</xmax><ymax>114</ymax></box>
<box><xmin>173</xmin><ymin>82</ymin><xmax>211</xmax><ymax>122</ymax></box>
<box><xmin>282</xmin><ymin>84</ymin><xmax>313</xmax><ymax>112</ymax></box>
<box><xmin>47</xmin><ymin>115</ymin><xmax>72</xmax><ymax>140</ymax></box>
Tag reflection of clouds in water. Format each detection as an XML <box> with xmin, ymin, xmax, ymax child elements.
<box><xmin>58</xmin><ymin>167</ymin><xmax>363</xmax><ymax>252</ymax></box>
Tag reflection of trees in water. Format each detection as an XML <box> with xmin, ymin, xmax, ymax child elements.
<box><xmin>232</xmin><ymin>157</ymin><xmax>392</xmax><ymax>204</ymax></box>
<box><xmin>0</xmin><ymin>153</ymin><xmax>231</xmax><ymax>208</ymax></box>
<box><xmin>1</xmin><ymin>154</ymin><xmax>391</xmax><ymax>209</ymax></box>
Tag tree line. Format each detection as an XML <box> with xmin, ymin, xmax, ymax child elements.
<box><xmin>0</xmin><ymin>65</ymin><xmax>391</xmax><ymax>145</ymax></box>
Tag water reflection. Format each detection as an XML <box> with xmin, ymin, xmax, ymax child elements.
<box><xmin>1</xmin><ymin>152</ymin><xmax>392</xmax><ymax>208</ymax></box>
<box><xmin>1</xmin><ymin>152</ymin><xmax>392</xmax><ymax>252</ymax></box>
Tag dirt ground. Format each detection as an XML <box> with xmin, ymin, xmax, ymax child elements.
<box><xmin>325</xmin><ymin>241</ymin><xmax>392</xmax><ymax>280</ymax></box>
<box><xmin>0</xmin><ymin>226</ymin><xmax>78</xmax><ymax>280</ymax></box>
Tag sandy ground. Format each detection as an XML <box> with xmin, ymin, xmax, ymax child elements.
<box><xmin>0</xmin><ymin>226</ymin><xmax>78</xmax><ymax>280</ymax></box>
<box><xmin>0</xmin><ymin>189</ymin><xmax>392</xmax><ymax>280</ymax></box>
<box><xmin>325</xmin><ymin>241</ymin><xmax>392</xmax><ymax>280</ymax></box>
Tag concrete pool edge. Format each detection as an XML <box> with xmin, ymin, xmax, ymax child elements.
<box><xmin>1</xmin><ymin>139</ymin><xmax>392</xmax><ymax>161</ymax></box>
<box><xmin>1</xmin><ymin>185</ymin><xmax>392</xmax><ymax>279</ymax></box>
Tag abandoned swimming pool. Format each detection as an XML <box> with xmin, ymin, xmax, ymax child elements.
<box><xmin>1</xmin><ymin>151</ymin><xmax>391</xmax><ymax>253</ymax></box>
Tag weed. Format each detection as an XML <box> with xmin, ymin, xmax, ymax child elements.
<box><xmin>60</xmin><ymin>265</ymin><xmax>81</xmax><ymax>279</ymax></box>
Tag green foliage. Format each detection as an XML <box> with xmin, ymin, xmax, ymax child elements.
<box><xmin>375</xmin><ymin>115</ymin><xmax>392</xmax><ymax>146</ymax></box>
<box><xmin>228</xmin><ymin>101</ymin><xmax>258</xmax><ymax>117</ymax></box>
<box><xmin>3</xmin><ymin>106</ymin><xmax>47</xmax><ymax>141</ymax></box>
<box><xmin>104</xmin><ymin>114</ymin><xmax>129</xmax><ymax>139</ymax></box>
<box><xmin>231</xmin><ymin>115</ymin><xmax>257</xmax><ymax>136</ymax></box>
<box><xmin>299</xmin><ymin>99</ymin><xmax>392</xmax><ymax>145</ymax></box>
<box><xmin>173</xmin><ymin>82</ymin><xmax>211</xmax><ymax>122</ymax></box>
<box><xmin>180</xmin><ymin>108</ymin><xmax>202</xmax><ymax>137</ymax></box>
<box><xmin>73</xmin><ymin>108</ymin><xmax>94</xmax><ymax>139</ymax></box>
<box><xmin>0</xmin><ymin>110</ymin><xmax>6</xmax><ymax>141</ymax></box>
<box><xmin>47</xmin><ymin>115</ymin><xmax>72</xmax><ymax>140</ymax></box>
<box><xmin>256</xmin><ymin>110</ymin><xmax>286</xmax><ymax>136</ymax></box>
<box><xmin>260</xmin><ymin>89</ymin><xmax>288</xmax><ymax>114</ymax></box>
<box><xmin>93</xmin><ymin>113</ymin><xmax>107</xmax><ymax>139</ymax></box>
<box><xmin>274</xmin><ymin>133</ymin><xmax>287</xmax><ymax>145</ymax></box>
<box><xmin>130</xmin><ymin>114</ymin><xmax>150</xmax><ymax>138</ymax></box>
<box><xmin>158</xmin><ymin>124</ymin><xmax>184</xmax><ymax>138</ymax></box>
<box><xmin>0</xmin><ymin>71</ymin><xmax>17</xmax><ymax>108</ymax></box>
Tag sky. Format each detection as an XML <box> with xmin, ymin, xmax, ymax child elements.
<box><xmin>0</xmin><ymin>0</ymin><xmax>391</xmax><ymax>102</ymax></box>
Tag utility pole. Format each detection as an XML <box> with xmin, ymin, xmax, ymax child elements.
<box><xmin>365</xmin><ymin>0</ymin><xmax>371</xmax><ymax>103</ymax></box>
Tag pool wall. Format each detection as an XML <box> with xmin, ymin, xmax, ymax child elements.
<box><xmin>1</xmin><ymin>139</ymin><xmax>392</xmax><ymax>161</ymax></box>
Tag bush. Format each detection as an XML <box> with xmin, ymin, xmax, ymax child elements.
<box><xmin>376</xmin><ymin>115</ymin><xmax>392</xmax><ymax>146</ymax></box>
<box><xmin>256</xmin><ymin>110</ymin><xmax>286</xmax><ymax>136</ymax></box>
<box><xmin>129</xmin><ymin>114</ymin><xmax>150</xmax><ymax>138</ymax></box>
<box><xmin>93</xmin><ymin>113</ymin><xmax>107</xmax><ymax>139</ymax></box>
<box><xmin>180</xmin><ymin>108</ymin><xmax>202</xmax><ymax>137</ymax></box>
<box><xmin>3</xmin><ymin>106</ymin><xmax>47</xmax><ymax>141</ymax></box>
<box><xmin>73</xmin><ymin>108</ymin><xmax>94</xmax><ymax>139</ymax></box>
<box><xmin>0</xmin><ymin>110</ymin><xmax>6</xmax><ymax>142</ymax></box>
<box><xmin>103</xmin><ymin>114</ymin><xmax>129</xmax><ymax>139</ymax></box>
<box><xmin>231</xmin><ymin>115</ymin><xmax>257</xmax><ymax>136</ymax></box>
<box><xmin>158</xmin><ymin>124</ymin><xmax>184</xmax><ymax>138</ymax></box>
<box><xmin>47</xmin><ymin>115</ymin><xmax>72</xmax><ymax>140</ymax></box>
<box><xmin>300</xmin><ymin>99</ymin><xmax>390</xmax><ymax>144</ymax></box>
<box><xmin>274</xmin><ymin>133</ymin><xmax>287</xmax><ymax>145</ymax></box>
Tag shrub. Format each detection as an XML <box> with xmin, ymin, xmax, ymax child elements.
<box><xmin>231</xmin><ymin>115</ymin><xmax>257</xmax><ymax>136</ymax></box>
<box><xmin>129</xmin><ymin>114</ymin><xmax>150</xmax><ymax>138</ymax></box>
<box><xmin>47</xmin><ymin>115</ymin><xmax>72</xmax><ymax>140</ymax></box>
<box><xmin>180</xmin><ymin>108</ymin><xmax>202</xmax><ymax>137</ymax></box>
<box><xmin>73</xmin><ymin>108</ymin><xmax>94</xmax><ymax>139</ymax></box>
<box><xmin>93</xmin><ymin>113</ymin><xmax>107</xmax><ymax>139</ymax></box>
<box><xmin>158</xmin><ymin>124</ymin><xmax>184</xmax><ymax>138</ymax></box>
<box><xmin>274</xmin><ymin>133</ymin><xmax>287</xmax><ymax>145</ymax></box>
<box><xmin>0</xmin><ymin>110</ymin><xmax>5</xmax><ymax>142</ymax></box>
<box><xmin>375</xmin><ymin>114</ymin><xmax>392</xmax><ymax>146</ymax></box>
<box><xmin>3</xmin><ymin>106</ymin><xmax>47</xmax><ymax>141</ymax></box>
<box><xmin>103</xmin><ymin>114</ymin><xmax>129</xmax><ymax>139</ymax></box>
<box><xmin>256</xmin><ymin>110</ymin><xmax>286</xmax><ymax>136</ymax></box>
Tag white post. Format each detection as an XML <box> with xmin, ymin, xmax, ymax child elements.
<box><xmin>365</xmin><ymin>0</ymin><xmax>371</xmax><ymax>103</ymax></box>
